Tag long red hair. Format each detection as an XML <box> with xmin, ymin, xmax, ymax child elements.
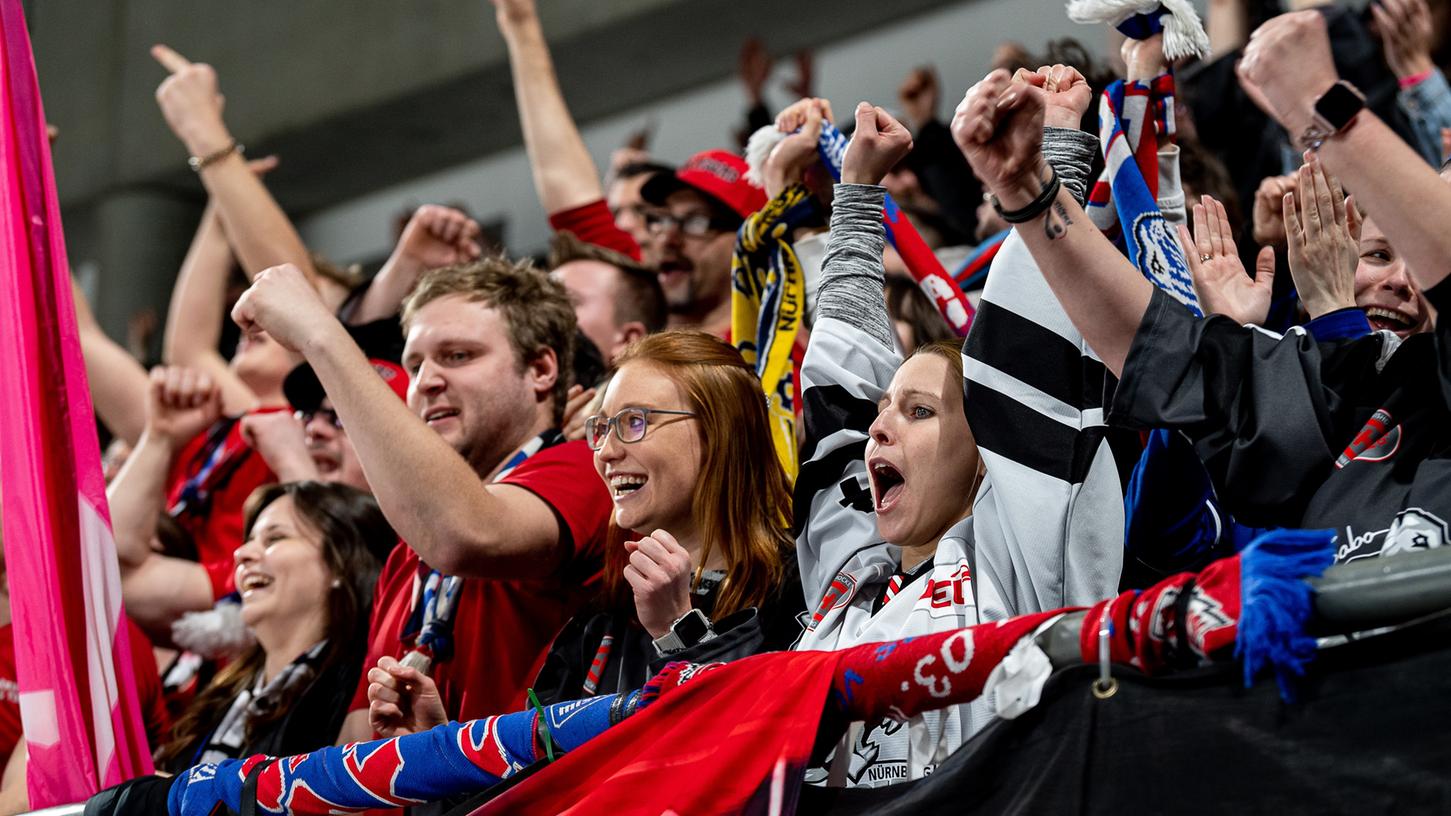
<box><xmin>602</xmin><ymin>331</ymin><xmax>793</xmax><ymax>618</ymax></box>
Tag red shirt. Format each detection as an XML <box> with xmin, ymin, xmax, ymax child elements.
<box><xmin>548</xmin><ymin>199</ymin><xmax>642</xmax><ymax>261</ymax></box>
<box><xmin>349</xmin><ymin>440</ymin><xmax>612</xmax><ymax>723</ymax></box>
<box><xmin>165</xmin><ymin>415</ymin><xmax>278</xmax><ymax>599</ymax></box>
<box><xmin>0</xmin><ymin>620</ymin><xmax>170</xmax><ymax>769</ymax></box>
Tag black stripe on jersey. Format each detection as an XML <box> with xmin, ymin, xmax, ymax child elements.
<box><xmin>965</xmin><ymin>380</ymin><xmax>1106</xmax><ymax>485</ymax></box>
<box><xmin>963</xmin><ymin>300</ymin><xmax>1109</xmax><ymax>413</ymax></box>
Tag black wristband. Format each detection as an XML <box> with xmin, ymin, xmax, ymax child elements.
<box><xmin>991</xmin><ymin>167</ymin><xmax>1060</xmax><ymax>224</ymax></box>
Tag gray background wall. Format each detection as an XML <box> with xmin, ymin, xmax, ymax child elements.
<box><xmin>30</xmin><ymin>0</ymin><xmax>1121</xmax><ymax>342</ymax></box>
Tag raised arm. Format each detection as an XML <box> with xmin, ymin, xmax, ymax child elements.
<box><xmin>493</xmin><ymin>0</ymin><xmax>606</xmax><ymax>215</ymax></box>
<box><xmin>152</xmin><ymin>45</ymin><xmax>316</xmax><ymax>283</ymax></box>
<box><xmin>74</xmin><ymin>278</ymin><xmax>150</xmax><ymax>446</ymax></box>
<box><xmin>110</xmin><ymin>367</ymin><xmax>220</xmax><ymax>636</ymax></box>
<box><xmin>231</xmin><ymin>265</ymin><xmax>567</xmax><ymax>579</ymax></box>
<box><xmin>953</xmin><ymin>69</ymin><xmax>1152</xmax><ymax>376</ymax></box>
<box><xmin>348</xmin><ymin>205</ymin><xmax>482</xmax><ymax>325</ymax></box>
<box><xmin>794</xmin><ymin>104</ymin><xmax>914</xmax><ymax>603</ymax></box>
<box><xmin>161</xmin><ymin>201</ymin><xmax>256</xmax><ymax>414</ymax></box>
<box><xmin>1239</xmin><ymin>11</ymin><xmax>1451</xmax><ymax>292</ymax></box>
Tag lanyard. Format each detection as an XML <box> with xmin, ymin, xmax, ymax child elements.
<box><xmin>400</xmin><ymin>431</ymin><xmax>563</xmax><ymax>675</ymax></box>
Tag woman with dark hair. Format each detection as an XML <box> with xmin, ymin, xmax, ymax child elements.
<box><xmin>154</xmin><ymin>481</ymin><xmax>391</xmax><ymax>770</ymax></box>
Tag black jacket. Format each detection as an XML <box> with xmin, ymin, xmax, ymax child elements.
<box><xmin>533</xmin><ymin>560</ymin><xmax>805</xmax><ymax>705</ymax></box>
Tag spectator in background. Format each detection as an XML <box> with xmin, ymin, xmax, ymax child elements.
<box><xmin>259</xmin><ymin>320</ymin><xmax>413</xmax><ymax>493</ymax></box>
<box><xmin>549</xmin><ymin>230</ymin><xmax>667</xmax><ymax>363</ymax></box>
<box><xmin>229</xmin><ymin>258</ymin><xmax>612</xmax><ymax>744</ymax></box>
<box><xmin>884</xmin><ymin>275</ymin><xmax>956</xmax><ymax>355</ymax></box>
<box><xmin>639</xmin><ymin>150</ymin><xmax>766</xmax><ymax>332</ymax></box>
<box><xmin>606</xmin><ymin>158</ymin><xmax>673</xmax><ymax>256</ymax></box>
<box><xmin>493</xmin><ymin>0</ymin><xmax>648</xmax><ymax>264</ymax></box>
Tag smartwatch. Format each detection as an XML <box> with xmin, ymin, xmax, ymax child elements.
<box><xmin>653</xmin><ymin>609</ymin><xmax>715</xmax><ymax>656</ymax></box>
<box><xmin>1300</xmin><ymin>80</ymin><xmax>1366</xmax><ymax>151</ymax></box>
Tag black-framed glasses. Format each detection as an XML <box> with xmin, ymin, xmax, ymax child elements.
<box><xmin>643</xmin><ymin>211</ymin><xmax>732</xmax><ymax>238</ymax></box>
<box><xmin>295</xmin><ymin>407</ymin><xmax>343</xmax><ymax>430</ymax></box>
<box><xmin>585</xmin><ymin>407</ymin><xmax>697</xmax><ymax>451</ymax></box>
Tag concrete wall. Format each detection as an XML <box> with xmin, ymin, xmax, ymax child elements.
<box><xmin>296</xmin><ymin>0</ymin><xmax>1117</xmax><ymax>265</ymax></box>
<box><xmin>32</xmin><ymin>0</ymin><xmax>1123</xmax><ymax>337</ymax></box>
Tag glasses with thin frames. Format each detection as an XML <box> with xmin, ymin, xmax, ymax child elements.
<box><xmin>585</xmin><ymin>407</ymin><xmax>696</xmax><ymax>451</ymax></box>
<box><xmin>643</xmin><ymin>211</ymin><xmax>729</xmax><ymax>238</ymax></box>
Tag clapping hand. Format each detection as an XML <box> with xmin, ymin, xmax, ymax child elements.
<box><xmin>1181</xmin><ymin>195</ymin><xmax>1276</xmax><ymax>326</ymax></box>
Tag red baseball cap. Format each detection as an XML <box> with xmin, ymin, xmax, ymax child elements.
<box><xmin>640</xmin><ymin>149</ymin><xmax>767</xmax><ymax>221</ymax></box>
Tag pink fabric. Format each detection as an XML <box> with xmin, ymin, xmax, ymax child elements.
<box><xmin>0</xmin><ymin>0</ymin><xmax>153</xmax><ymax>806</ymax></box>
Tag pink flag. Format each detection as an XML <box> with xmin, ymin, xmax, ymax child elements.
<box><xmin>0</xmin><ymin>0</ymin><xmax>155</xmax><ymax>806</ymax></box>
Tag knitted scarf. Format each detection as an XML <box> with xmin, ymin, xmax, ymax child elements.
<box><xmin>731</xmin><ymin>183</ymin><xmax>811</xmax><ymax>479</ymax></box>
<box><xmin>165</xmin><ymin>534</ymin><xmax>1331</xmax><ymax>816</ymax></box>
<box><xmin>1085</xmin><ymin>73</ymin><xmax>1201</xmax><ymax>315</ymax></box>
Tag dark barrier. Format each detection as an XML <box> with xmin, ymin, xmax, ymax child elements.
<box><xmin>802</xmin><ymin>614</ymin><xmax>1451</xmax><ymax>815</ymax></box>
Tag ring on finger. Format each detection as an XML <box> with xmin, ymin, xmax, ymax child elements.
<box><xmin>1200</xmin><ymin>254</ymin><xmax>1213</xmax><ymax>263</ymax></box>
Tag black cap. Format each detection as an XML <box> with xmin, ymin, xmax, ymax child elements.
<box><xmin>283</xmin><ymin>317</ymin><xmax>407</xmax><ymax>413</ymax></box>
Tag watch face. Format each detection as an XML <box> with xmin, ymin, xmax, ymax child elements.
<box><xmin>673</xmin><ymin>610</ymin><xmax>709</xmax><ymax>645</ymax></box>
<box><xmin>1316</xmin><ymin>82</ymin><xmax>1366</xmax><ymax>131</ymax></box>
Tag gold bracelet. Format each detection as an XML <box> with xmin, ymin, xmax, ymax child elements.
<box><xmin>188</xmin><ymin>139</ymin><xmax>244</xmax><ymax>173</ymax></box>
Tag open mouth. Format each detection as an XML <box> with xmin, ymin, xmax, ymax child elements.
<box><xmin>870</xmin><ymin>461</ymin><xmax>906</xmax><ymax>513</ymax></box>
<box><xmin>1363</xmin><ymin>306</ymin><xmax>1415</xmax><ymax>335</ymax></box>
<box><xmin>424</xmin><ymin>407</ymin><xmax>460</xmax><ymax>425</ymax></box>
<box><xmin>239</xmin><ymin>573</ymin><xmax>274</xmax><ymax>594</ymax></box>
<box><xmin>609</xmin><ymin>474</ymin><xmax>647</xmax><ymax>499</ymax></box>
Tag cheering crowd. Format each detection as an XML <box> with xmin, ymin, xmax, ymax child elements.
<box><xmin>5</xmin><ymin>0</ymin><xmax>1450</xmax><ymax>812</ymax></box>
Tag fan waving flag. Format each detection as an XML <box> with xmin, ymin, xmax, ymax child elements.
<box><xmin>0</xmin><ymin>0</ymin><xmax>154</xmax><ymax>807</ymax></box>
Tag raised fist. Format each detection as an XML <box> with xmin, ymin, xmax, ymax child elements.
<box><xmin>145</xmin><ymin>366</ymin><xmax>222</xmax><ymax>446</ymax></box>
<box><xmin>231</xmin><ymin>263</ymin><xmax>333</xmax><ymax>353</ymax></box>
<box><xmin>841</xmin><ymin>102</ymin><xmax>913</xmax><ymax>187</ymax></box>
<box><xmin>1237</xmin><ymin>12</ymin><xmax>1339</xmax><ymax>136</ymax></box>
<box><xmin>952</xmin><ymin>69</ymin><xmax>1049</xmax><ymax>209</ymax></box>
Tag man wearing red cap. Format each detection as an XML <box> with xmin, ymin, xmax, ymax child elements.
<box><xmin>639</xmin><ymin>150</ymin><xmax>767</xmax><ymax>332</ymax></box>
<box><xmin>489</xmin><ymin>0</ymin><xmax>767</xmax><ymax>336</ymax></box>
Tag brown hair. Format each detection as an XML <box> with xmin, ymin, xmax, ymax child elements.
<box><xmin>884</xmin><ymin>276</ymin><xmax>957</xmax><ymax>355</ymax></box>
<box><xmin>910</xmin><ymin>337</ymin><xmax>966</xmax><ymax>381</ymax></box>
<box><xmin>402</xmin><ymin>255</ymin><xmax>577</xmax><ymax>426</ymax></box>
<box><xmin>602</xmin><ymin>331</ymin><xmax>793</xmax><ymax>618</ymax></box>
<box><xmin>156</xmin><ymin>482</ymin><xmax>391</xmax><ymax>770</ymax></box>
<box><xmin>310</xmin><ymin>253</ymin><xmax>365</xmax><ymax>293</ymax></box>
<box><xmin>549</xmin><ymin>231</ymin><xmax>667</xmax><ymax>335</ymax></box>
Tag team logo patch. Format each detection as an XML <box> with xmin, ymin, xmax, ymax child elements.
<box><xmin>1336</xmin><ymin>408</ymin><xmax>1400</xmax><ymax>468</ymax></box>
<box><xmin>808</xmin><ymin>571</ymin><xmax>857</xmax><ymax>631</ymax></box>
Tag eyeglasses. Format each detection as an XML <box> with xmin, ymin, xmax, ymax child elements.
<box><xmin>295</xmin><ymin>408</ymin><xmax>343</xmax><ymax>430</ymax></box>
<box><xmin>643</xmin><ymin>211</ymin><xmax>731</xmax><ymax>238</ymax></box>
<box><xmin>585</xmin><ymin>407</ymin><xmax>697</xmax><ymax>451</ymax></box>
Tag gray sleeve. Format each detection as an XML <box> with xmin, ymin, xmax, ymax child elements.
<box><xmin>818</xmin><ymin>183</ymin><xmax>894</xmax><ymax>349</ymax></box>
<box><xmin>1042</xmin><ymin>126</ymin><xmax>1098</xmax><ymax>205</ymax></box>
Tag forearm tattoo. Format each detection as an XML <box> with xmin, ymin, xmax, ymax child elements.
<box><xmin>1045</xmin><ymin>201</ymin><xmax>1073</xmax><ymax>240</ymax></box>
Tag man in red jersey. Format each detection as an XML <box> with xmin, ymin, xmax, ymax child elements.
<box><xmin>232</xmin><ymin>256</ymin><xmax>612</xmax><ymax>743</ymax></box>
